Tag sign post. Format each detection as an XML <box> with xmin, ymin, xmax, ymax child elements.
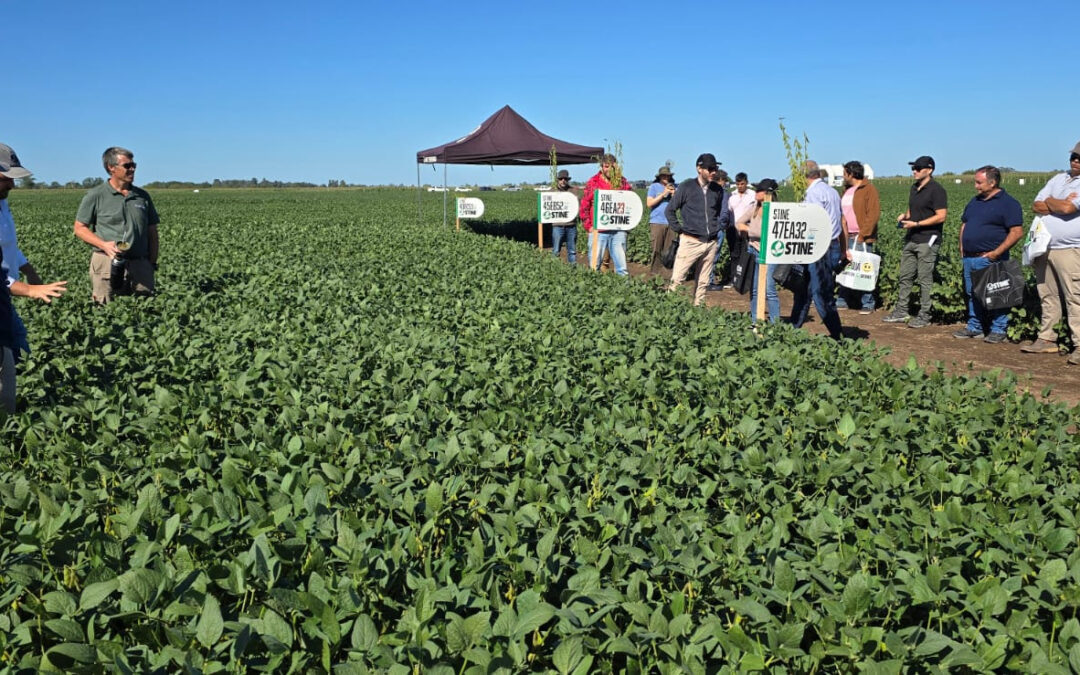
<box><xmin>537</xmin><ymin>191</ymin><xmax>580</xmax><ymax>252</ymax></box>
<box><xmin>455</xmin><ymin>197</ymin><xmax>485</xmax><ymax>232</ymax></box>
<box><xmin>754</xmin><ymin>201</ymin><xmax>831</xmax><ymax>322</ymax></box>
<box><xmin>590</xmin><ymin>189</ymin><xmax>643</xmax><ymax>270</ymax></box>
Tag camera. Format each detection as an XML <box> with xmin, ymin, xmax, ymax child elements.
<box><xmin>109</xmin><ymin>242</ymin><xmax>132</xmax><ymax>293</ymax></box>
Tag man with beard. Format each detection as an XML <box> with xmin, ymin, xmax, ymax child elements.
<box><xmin>665</xmin><ymin>153</ymin><xmax>731</xmax><ymax>305</ymax></box>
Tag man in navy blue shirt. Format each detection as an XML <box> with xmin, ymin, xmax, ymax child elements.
<box><xmin>954</xmin><ymin>166</ymin><xmax>1023</xmax><ymax>343</ymax></box>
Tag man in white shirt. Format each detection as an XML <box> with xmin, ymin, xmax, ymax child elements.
<box><xmin>791</xmin><ymin>160</ymin><xmax>847</xmax><ymax>339</ymax></box>
<box><xmin>0</xmin><ymin>142</ymin><xmax>68</xmax><ymax>412</ymax></box>
<box><xmin>1022</xmin><ymin>141</ymin><xmax>1080</xmax><ymax>364</ymax></box>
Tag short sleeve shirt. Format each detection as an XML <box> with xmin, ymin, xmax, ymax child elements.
<box><xmin>907</xmin><ymin>179</ymin><xmax>948</xmax><ymax>244</ymax></box>
<box><xmin>647</xmin><ymin>182</ymin><xmax>670</xmax><ymax>224</ymax></box>
<box><xmin>75</xmin><ymin>182</ymin><xmax>159</xmax><ymax>258</ymax></box>
<box><xmin>961</xmin><ymin>189</ymin><xmax>1023</xmax><ymax>256</ymax></box>
<box><xmin>1034</xmin><ymin>172</ymin><xmax>1080</xmax><ymax>249</ymax></box>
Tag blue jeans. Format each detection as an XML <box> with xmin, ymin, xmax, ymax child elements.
<box><xmin>963</xmin><ymin>255</ymin><xmax>1009</xmax><ymax>335</ymax></box>
<box><xmin>595</xmin><ymin>230</ymin><xmax>628</xmax><ymax>276</ymax></box>
<box><xmin>552</xmin><ymin>225</ymin><xmax>576</xmax><ymax>263</ymax></box>
<box><xmin>837</xmin><ymin>240</ymin><xmax>875</xmax><ymax>310</ymax></box>
<box><xmin>747</xmin><ymin>246</ymin><xmax>780</xmax><ymax>323</ymax></box>
<box><xmin>791</xmin><ymin>239</ymin><xmax>844</xmax><ymax>338</ymax></box>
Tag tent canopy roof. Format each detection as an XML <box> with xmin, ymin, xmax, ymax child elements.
<box><xmin>416</xmin><ymin>105</ymin><xmax>603</xmax><ymax>166</ymax></box>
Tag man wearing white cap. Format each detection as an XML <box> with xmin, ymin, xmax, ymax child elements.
<box><xmin>0</xmin><ymin>143</ymin><xmax>69</xmax><ymax>413</ymax></box>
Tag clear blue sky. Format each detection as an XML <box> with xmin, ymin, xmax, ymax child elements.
<box><xmin>5</xmin><ymin>1</ymin><xmax>1076</xmax><ymax>187</ymax></box>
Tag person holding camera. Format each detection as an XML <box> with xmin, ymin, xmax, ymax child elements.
<box><xmin>646</xmin><ymin>164</ymin><xmax>677</xmax><ymax>276</ymax></box>
<box><xmin>73</xmin><ymin>147</ymin><xmax>159</xmax><ymax>303</ymax></box>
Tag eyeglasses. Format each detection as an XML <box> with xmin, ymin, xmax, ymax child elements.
<box><xmin>1070</xmin><ymin>154</ymin><xmax>1080</xmax><ymax>163</ymax></box>
<box><xmin>120</xmin><ymin>162</ymin><xmax>137</xmax><ymax>170</ymax></box>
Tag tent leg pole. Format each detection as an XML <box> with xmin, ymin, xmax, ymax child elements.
<box><xmin>442</xmin><ymin>164</ymin><xmax>448</xmax><ymax>228</ymax></box>
<box><xmin>416</xmin><ymin>163</ymin><xmax>421</xmax><ymax>224</ymax></box>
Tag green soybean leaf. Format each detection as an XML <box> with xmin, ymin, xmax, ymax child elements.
<box><xmin>79</xmin><ymin>577</ymin><xmax>119</xmax><ymax>611</ymax></box>
<box><xmin>196</xmin><ymin>594</ymin><xmax>224</xmax><ymax>648</ymax></box>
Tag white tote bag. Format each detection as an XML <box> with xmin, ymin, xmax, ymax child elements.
<box><xmin>1022</xmin><ymin>216</ymin><xmax>1051</xmax><ymax>266</ymax></box>
<box><xmin>837</xmin><ymin>240</ymin><xmax>880</xmax><ymax>292</ymax></box>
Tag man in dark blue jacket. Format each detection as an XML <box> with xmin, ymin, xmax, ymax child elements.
<box><xmin>666</xmin><ymin>153</ymin><xmax>731</xmax><ymax>305</ymax></box>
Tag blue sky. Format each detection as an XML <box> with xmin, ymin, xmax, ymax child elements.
<box><xmin>5</xmin><ymin>2</ymin><xmax>1077</xmax><ymax>187</ymax></box>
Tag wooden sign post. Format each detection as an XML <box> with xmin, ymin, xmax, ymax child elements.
<box><xmin>590</xmin><ymin>189</ymin><xmax>643</xmax><ymax>270</ymax></box>
<box><xmin>537</xmin><ymin>191</ymin><xmax>580</xmax><ymax>252</ymax></box>
<box><xmin>455</xmin><ymin>197</ymin><xmax>485</xmax><ymax>232</ymax></box>
<box><xmin>755</xmin><ymin>201</ymin><xmax>831</xmax><ymax>322</ymax></box>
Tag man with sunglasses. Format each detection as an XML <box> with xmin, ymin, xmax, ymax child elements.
<box><xmin>666</xmin><ymin>153</ymin><xmax>731</xmax><ymax>305</ymax></box>
<box><xmin>1023</xmin><ymin>142</ymin><xmax>1080</xmax><ymax>363</ymax></box>
<box><xmin>882</xmin><ymin>155</ymin><xmax>948</xmax><ymax>328</ymax></box>
<box><xmin>74</xmin><ymin>147</ymin><xmax>160</xmax><ymax>303</ymax></box>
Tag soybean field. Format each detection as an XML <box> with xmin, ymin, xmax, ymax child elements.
<box><xmin>1</xmin><ymin>186</ymin><xmax>1078</xmax><ymax>672</ymax></box>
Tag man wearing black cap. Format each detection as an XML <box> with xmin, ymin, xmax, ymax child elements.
<box><xmin>882</xmin><ymin>155</ymin><xmax>948</xmax><ymax>328</ymax></box>
<box><xmin>548</xmin><ymin>169</ymin><xmax>580</xmax><ymax>264</ymax></box>
<box><xmin>665</xmin><ymin>153</ymin><xmax>731</xmax><ymax>305</ymax></box>
<box><xmin>1024</xmin><ymin>142</ymin><xmax>1080</xmax><ymax>363</ymax></box>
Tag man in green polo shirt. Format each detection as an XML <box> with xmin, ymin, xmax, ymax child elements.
<box><xmin>73</xmin><ymin>147</ymin><xmax>160</xmax><ymax>303</ymax></box>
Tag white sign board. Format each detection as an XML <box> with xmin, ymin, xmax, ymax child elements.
<box><xmin>456</xmin><ymin>198</ymin><xmax>485</xmax><ymax>219</ymax></box>
<box><xmin>757</xmin><ymin>202</ymin><xmax>831</xmax><ymax>264</ymax></box>
<box><xmin>538</xmin><ymin>191</ymin><xmax>580</xmax><ymax>224</ymax></box>
<box><xmin>593</xmin><ymin>190</ymin><xmax>643</xmax><ymax>231</ymax></box>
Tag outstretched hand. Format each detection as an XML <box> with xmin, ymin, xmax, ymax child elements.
<box><xmin>28</xmin><ymin>281</ymin><xmax>68</xmax><ymax>303</ymax></box>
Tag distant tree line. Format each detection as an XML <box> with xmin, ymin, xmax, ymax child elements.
<box><xmin>15</xmin><ymin>177</ymin><xmax>362</xmax><ymax>189</ymax></box>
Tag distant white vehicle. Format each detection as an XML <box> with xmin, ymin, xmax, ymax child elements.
<box><xmin>820</xmin><ymin>163</ymin><xmax>875</xmax><ymax>187</ymax></box>
<box><xmin>503</xmin><ymin>186</ymin><xmax>521</xmax><ymax>192</ymax></box>
<box><xmin>455</xmin><ymin>187</ymin><xmax>472</xmax><ymax>192</ymax></box>
<box><xmin>534</xmin><ymin>185</ymin><xmax>552</xmax><ymax>191</ymax></box>
<box><xmin>427</xmin><ymin>186</ymin><xmax>448</xmax><ymax>192</ymax></box>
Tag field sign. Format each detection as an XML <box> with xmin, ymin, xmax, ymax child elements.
<box><xmin>538</xmin><ymin>191</ymin><xmax>579</xmax><ymax>224</ymax></box>
<box><xmin>456</xmin><ymin>198</ymin><xmax>485</xmax><ymax>219</ymax></box>
<box><xmin>757</xmin><ymin>202</ymin><xmax>831</xmax><ymax>264</ymax></box>
<box><xmin>592</xmin><ymin>190</ymin><xmax>643</xmax><ymax>231</ymax></box>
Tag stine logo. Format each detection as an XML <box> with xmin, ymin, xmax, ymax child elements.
<box><xmin>542</xmin><ymin>197</ymin><xmax>569</xmax><ymax>221</ymax></box>
<box><xmin>768</xmin><ymin>208</ymin><xmax>815</xmax><ymax>256</ymax></box>
<box><xmin>598</xmin><ymin>193</ymin><xmax>631</xmax><ymax>226</ymax></box>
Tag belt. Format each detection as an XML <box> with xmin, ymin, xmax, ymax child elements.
<box><xmin>94</xmin><ymin>250</ymin><xmax>147</xmax><ymax>260</ymax></box>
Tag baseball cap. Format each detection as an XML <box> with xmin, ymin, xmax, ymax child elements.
<box><xmin>696</xmin><ymin>153</ymin><xmax>720</xmax><ymax>170</ymax></box>
<box><xmin>908</xmin><ymin>155</ymin><xmax>935</xmax><ymax>171</ymax></box>
<box><xmin>0</xmin><ymin>143</ymin><xmax>31</xmax><ymax>179</ymax></box>
<box><xmin>752</xmin><ymin>178</ymin><xmax>779</xmax><ymax>193</ymax></box>
<box><xmin>556</xmin><ymin>169</ymin><xmax>571</xmax><ymax>180</ymax></box>
<box><xmin>1071</xmin><ymin>141</ymin><xmax>1080</xmax><ymax>156</ymax></box>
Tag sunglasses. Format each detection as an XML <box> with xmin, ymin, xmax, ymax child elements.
<box><xmin>120</xmin><ymin>162</ymin><xmax>137</xmax><ymax>170</ymax></box>
<box><xmin>1070</xmin><ymin>154</ymin><xmax>1080</xmax><ymax>163</ymax></box>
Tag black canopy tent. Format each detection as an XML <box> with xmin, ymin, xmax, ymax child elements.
<box><xmin>416</xmin><ymin>105</ymin><xmax>604</xmax><ymax>226</ymax></box>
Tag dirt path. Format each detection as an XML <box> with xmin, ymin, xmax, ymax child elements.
<box><xmin>606</xmin><ymin>258</ymin><xmax>1079</xmax><ymax>408</ymax></box>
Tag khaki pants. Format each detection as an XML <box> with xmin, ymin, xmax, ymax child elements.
<box><xmin>1034</xmin><ymin>247</ymin><xmax>1080</xmax><ymax>343</ymax></box>
<box><xmin>667</xmin><ymin>234</ymin><xmax>718</xmax><ymax>306</ymax></box>
<box><xmin>90</xmin><ymin>253</ymin><xmax>155</xmax><ymax>303</ymax></box>
<box><xmin>0</xmin><ymin>346</ymin><xmax>14</xmax><ymax>415</ymax></box>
